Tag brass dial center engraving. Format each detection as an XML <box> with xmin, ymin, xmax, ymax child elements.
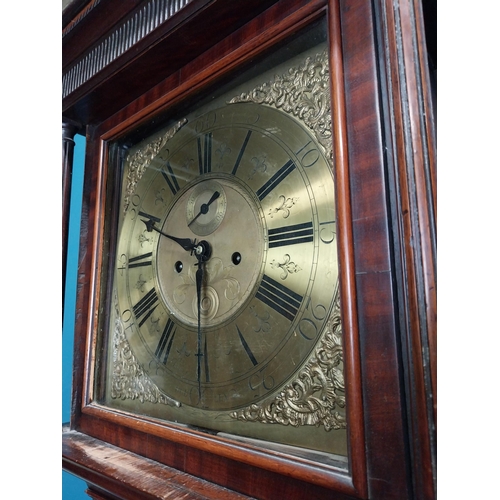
<box><xmin>156</xmin><ymin>176</ymin><xmax>265</xmax><ymax>329</ymax></box>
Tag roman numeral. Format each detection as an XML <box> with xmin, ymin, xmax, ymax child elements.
<box><xmin>128</xmin><ymin>252</ymin><xmax>152</xmax><ymax>268</ymax></box>
<box><xmin>198</xmin><ymin>132</ymin><xmax>212</xmax><ymax>174</ymax></box>
<box><xmin>236</xmin><ymin>325</ymin><xmax>258</xmax><ymax>366</ymax></box>
<box><xmin>132</xmin><ymin>287</ymin><xmax>159</xmax><ymax>327</ymax></box>
<box><xmin>138</xmin><ymin>211</ymin><xmax>161</xmax><ymax>224</ymax></box>
<box><xmin>256</xmin><ymin>159</ymin><xmax>296</xmax><ymax>201</ymax></box>
<box><xmin>161</xmin><ymin>161</ymin><xmax>180</xmax><ymax>195</ymax></box>
<box><xmin>268</xmin><ymin>221</ymin><xmax>314</xmax><ymax>248</ymax></box>
<box><xmin>155</xmin><ymin>317</ymin><xmax>176</xmax><ymax>364</ymax></box>
<box><xmin>232</xmin><ymin>130</ymin><xmax>252</xmax><ymax>175</ymax></box>
<box><xmin>255</xmin><ymin>274</ymin><xmax>303</xmax><ymax>322</ymax></box>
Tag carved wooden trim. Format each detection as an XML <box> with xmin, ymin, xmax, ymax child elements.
<box><xmin>62</xmin><ymin>0</ymin><xmax>193</xmax><ymax>99</ymax></box>
<box><xmin>63</xmin><ymin>0</ymin><xmax>102</xmax><ymax>37</ymax></box>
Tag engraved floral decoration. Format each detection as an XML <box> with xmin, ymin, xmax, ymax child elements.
<box><xmin>270</xmin><ymin>254</ymin><xmax>302</xmax><ymax>280</ymax></box>
<box><xmin>135</xmin><ymin>274</ymin><xmax>147</xmax><ymax>293</ymax></box>
<box><xmin>229</xmin><ymin>50</ymin><xmax>332</xmax><ymax>161</ymax></box>
<box><xmin>248</xmin><ymin>154</ymin><xmax>270</xmax><ymax>180</ymax></box>
<box><xmin>268</xmin><ymin>195</ymin><xmax>299</xmax><ymax>219</ymax></box>
<box><xmin>110</xmin><ymin>294</ymin><xmax>180</xmax><ymax>407</ymax></box>
<box><xmin>230</xmin><ymin>293</ymin><xmax>345</xmax><ymax>431</ymax></box>
<box><xmin>123</xmin><ymin>118</ymin><xmax>187</xmax><ymax>214</ymax></box>
<box><xmin>215</xmin><ymin>142</ymin><xmax>231</xmax><ymax>169</ymax></box>
<box><xmin>138</xmin><ymin>230</ymin><xmax>153</xmax><ymax>247</ymax></box>
<box><xmin>173</xmin><ymin>258</ymin><xmax>241</xmax><ymax>309</ymax></box>
<box><xmin>249</xmin><ymin>306</ymin><xmax>271</xmax><ymax>333</ymax></box>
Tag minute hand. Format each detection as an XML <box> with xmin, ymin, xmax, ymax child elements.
<box><xmin>142</xmin><ymin>218</ymin><xmax>195</xmax><ymax>252</ymax></box>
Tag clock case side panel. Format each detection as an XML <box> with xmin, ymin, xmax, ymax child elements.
<box><xmin>370</xmin><ymin>0</ymin><xmax>437</xmax><ymax>498</ymax></box>
<box><xmin>338</xmin><ymin>0</ymin><xmax>436</xmax><ymax>498</ymax></box>
<box><xmin>327</xmin><ymin>3</ymin><xmax>367</xmax><ymax>497</ymax></box>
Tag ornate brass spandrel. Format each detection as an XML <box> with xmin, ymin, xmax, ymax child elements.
<box><xmin>230</xmin><ymin>291</ymin><xmax>345</xmax><ymax>431</ymax></box>
<box><xmin>229</xmin><ymin>50</ymin><xmax>332</xmax><ymax>162</ymax></box>
<box><xmin>110</xmin><ymin>294</ymin><xmax>181</xmax><ymax>408</ymax></box>
<box><xmin>123</xmin><ymin>118</ymin><xmax>187</xmax><ymax>214</ymax></box>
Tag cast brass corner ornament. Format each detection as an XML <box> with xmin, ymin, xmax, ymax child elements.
<box><xmin>123</xmin><ymin>118</ymin><xmax>188</xmax><ymax>214</ymax></box>
<box><xmin>230</xmin><ymin>291</ymin><xmax>346</xmax><ymax>431</ymax></box>
<box><xmin>228</xmin><ymin>50</ymin><xmax>332</xmax><ymax>162</ymax></box>
<box><xmin>110</xmin><ymin>293</ymin><xmax>181</xmax><ymax>408</ymax></box>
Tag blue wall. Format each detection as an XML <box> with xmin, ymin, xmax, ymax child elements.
<box><xmin>62</xmin><ymin>133</ymin><xmax>89</xmax><ymax>499</ymax></box>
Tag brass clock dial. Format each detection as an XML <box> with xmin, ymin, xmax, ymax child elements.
<box><xmin>114</xmin><ymin>102</ymin><xmax>338</xmax><ymax>412</ymax></box>
<box><xmin>101</xmin><ymin>35</ymin><xmax>346</xmax><ymax>456</ymax></box>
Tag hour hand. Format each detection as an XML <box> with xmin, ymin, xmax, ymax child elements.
<box><xmin>142</xmin><ymin>218</ymin><xmax>195</xmax><ymax>252</ymax></box>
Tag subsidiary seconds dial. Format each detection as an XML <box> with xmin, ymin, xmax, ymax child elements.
<box><xmin>186</xmin><ymin>179</ymin><xmax>227</xmax><ymax>236</ymax></box>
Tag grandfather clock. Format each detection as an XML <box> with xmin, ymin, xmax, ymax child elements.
<box><xmin>62</xmin><ymin>1</ymin><xmax>436</xmax><ymax>499</ymax></box>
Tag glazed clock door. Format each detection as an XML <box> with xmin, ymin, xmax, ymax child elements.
<box><xmin>99</xmin><ymin>25</ymin><xmax>348</xmax><ymax>458</ymax></box>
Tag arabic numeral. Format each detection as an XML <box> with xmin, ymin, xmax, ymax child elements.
<box><xmin>297</xmin><ymin>297</ymin><xmax>327</xmax><ymax>341</ymax></box>
<box><xmin>249</xmin><ymin>368</ymin><xmax>275</xmax><ymax>393</ymax></box>
<box><xmin>296</xmin><ymin>140</ymin><xmax>320</xmax><ymax>168</ymax></box>
<box><xmin>305</xmin><ymin>296</ymin><xmax>327</xmax><ymax>321</ymax></box>
<box><xmin>319</xmin><ymin>220</ymin><xmax>336</xmax><ymax>244</ymax></box>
